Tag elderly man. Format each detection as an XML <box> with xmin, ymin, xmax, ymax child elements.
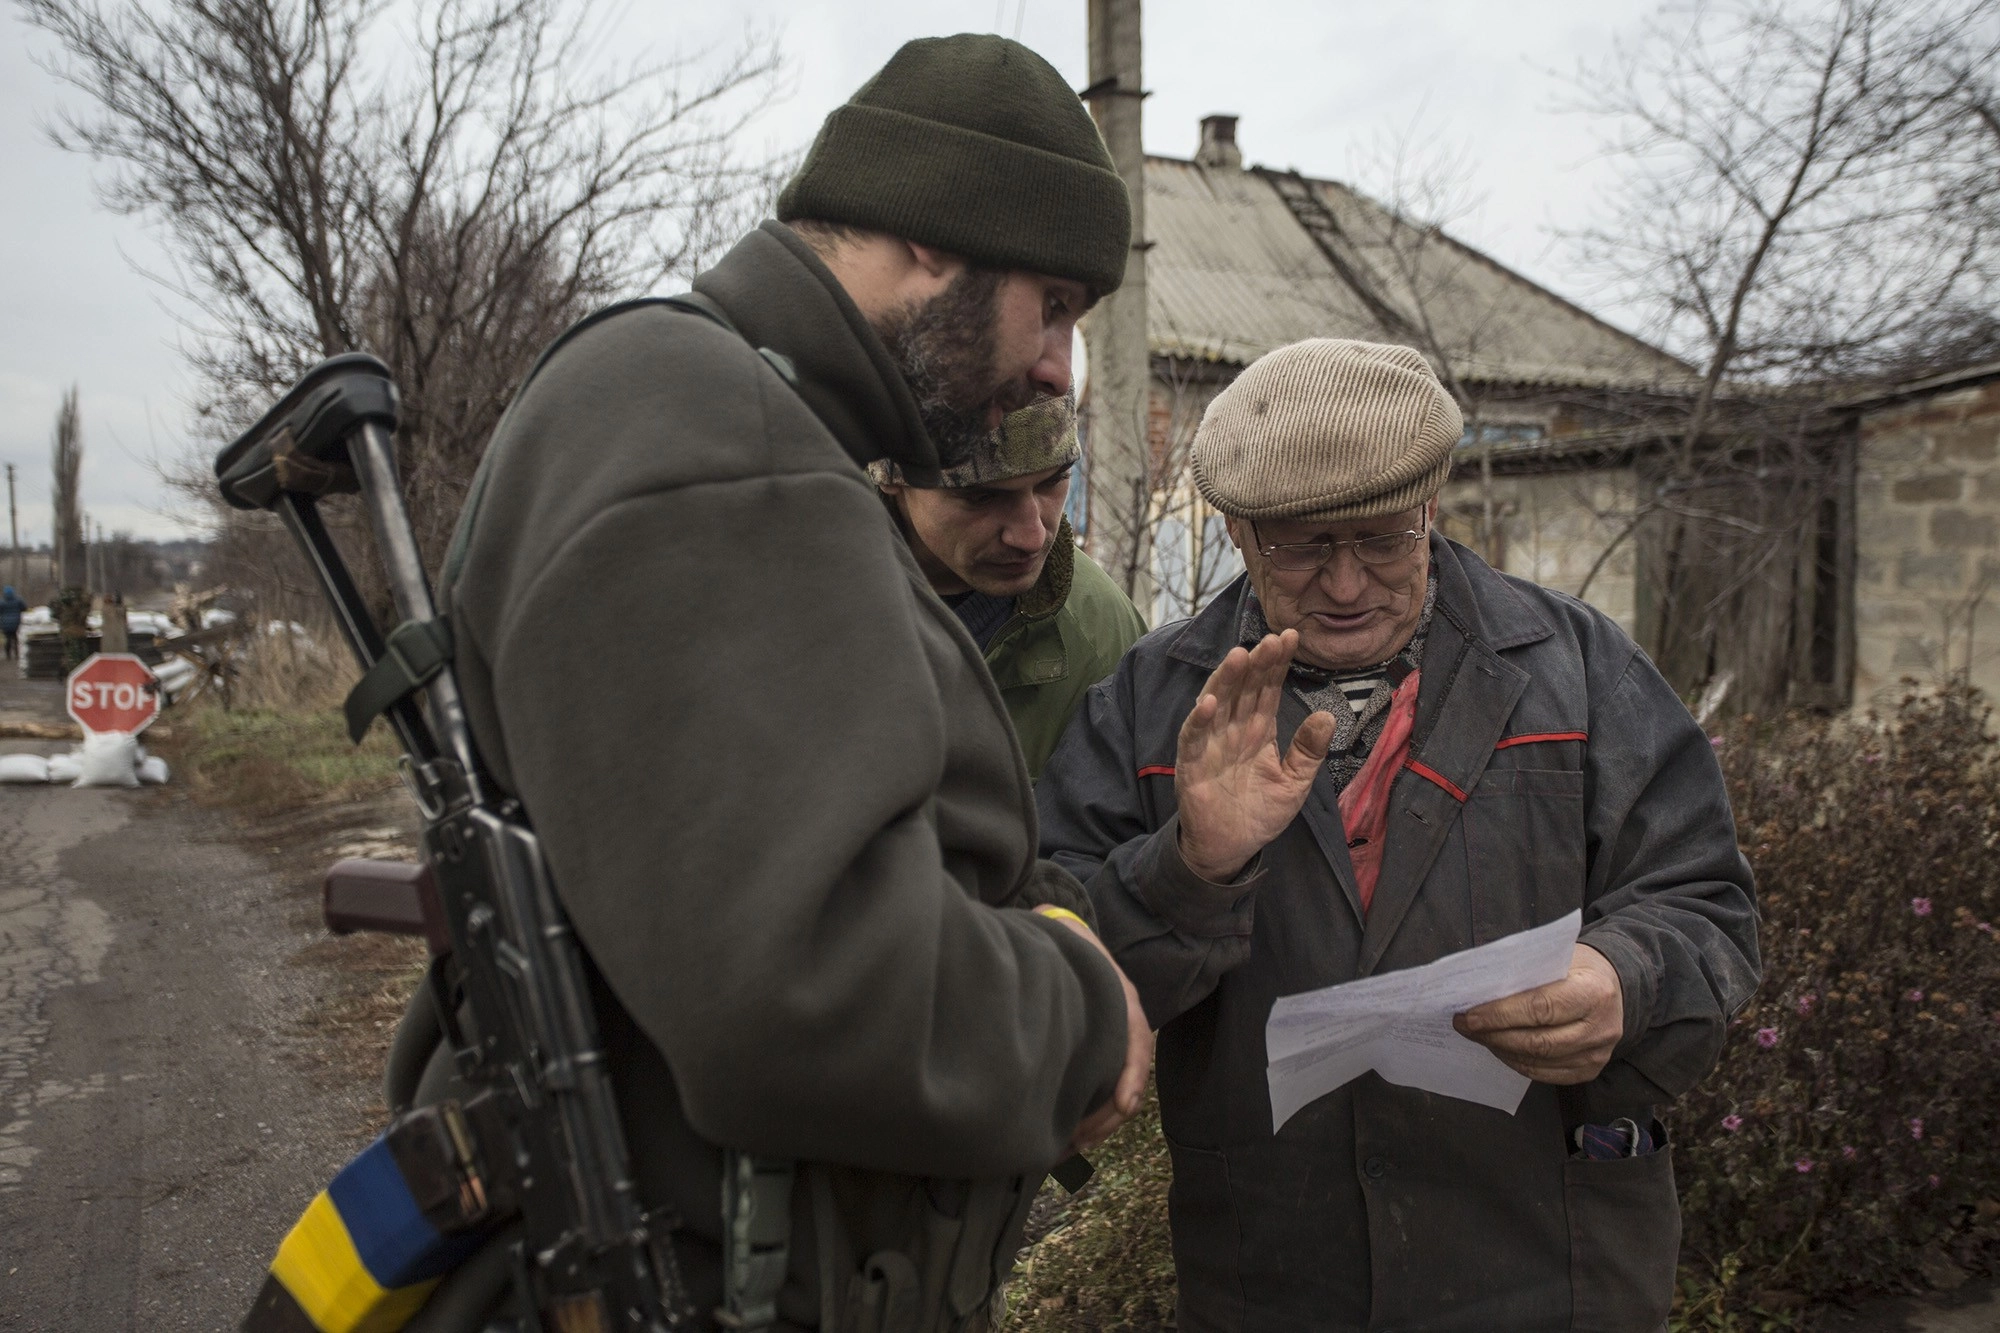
<box><xmin>872</xmin><ymin>394</ymin><xmax>1145</xmax><ymax>777</ymax></box>
<box><xmin>1038</xmin><ymin>339</ymin><xmax>1759</xmax><ymax>1331</ymax></box>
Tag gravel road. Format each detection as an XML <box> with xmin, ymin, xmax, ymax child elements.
<box><xmin>0</xmin><ymin>674</ymin><xmax>377</xmax><ymax>1331</ymax></box>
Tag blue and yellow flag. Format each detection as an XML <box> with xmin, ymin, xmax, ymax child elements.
<box><xmin>243</xmin><ymin>1131</ymin><xmax>487</xmax><ymax>1332</ymax></box>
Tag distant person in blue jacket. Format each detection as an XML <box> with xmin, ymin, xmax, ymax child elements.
<box><xmin>0</xmin><ymin>586</ymin><xmax>25</xmax><ymax>661</ymax></box>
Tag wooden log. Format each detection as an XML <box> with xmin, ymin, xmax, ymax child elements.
<box><xmin>0</xmin><ymin>720</ymin><xmax>174</xmax><ymax>741</ymax></box>
<box><xmin>0</xmin><ymin>721</ymin><xmax>79</xmax><ymax>740</ymax></box>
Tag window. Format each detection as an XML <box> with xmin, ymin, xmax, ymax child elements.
<box><xmin>1456</xmin><ymin>422</ymin><xmax>1547</xmax><ymax>450</ymax></box>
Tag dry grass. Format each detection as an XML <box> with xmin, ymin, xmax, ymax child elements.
<box><xmin>227</xmin><ymin>622</ymin><xmax>355</xmax><ymax>712</ymax></box>
<box><xmin>157</xmin><ymin>701</ymin><xmax>403</xmax><ymax>812</ymax></box>
<box><xmin>291</xmin><ymin>929</ymin><xmax>430</xmax><ymax>1133</ymax></box>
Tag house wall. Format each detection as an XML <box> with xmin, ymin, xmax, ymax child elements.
<box><xmin>1852</xmin><ymin>377</ymin><xmax>2000</xmax><ymax>710</ymax></box>
<box><xmin>1439</xmin><ymin>467</ymin><xmax>1641</xmax><ymax>635</ymax></box>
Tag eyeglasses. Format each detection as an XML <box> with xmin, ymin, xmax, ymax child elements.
<box><xmin>1251</xmin><ymin>519</ymin><xmax>1429</xmax><ymax>573</ymax></box>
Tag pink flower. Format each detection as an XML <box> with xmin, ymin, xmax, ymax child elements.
<box><xmin>1709</xmin><ymin>735</ymin><xmax>1725</xmax><ymax>748</ymax></box>
<box><xmin>1796</xmin><ymin>1158</ymin><xmax>1815</xmax><ymax>1173</ymax></box>
<box><xmin>1979</xmin><ymin>922</ymin><xmax>1995</xmax><ymax>934</ymax></box>
<box><xmin>1722</xmin><ymin>1114</ymin><xmax>1744</xmax><ymax>1133</ymax></box>
<box><xmin>1756</xmin><ymin>1026</ymin><xmax>1780</xmax><ymax>1048</ymax></box>
<box><xmin>1911</xmin><ymin>1118</ymin><xmax>1926</xmax><ymax>1141</ymax></box>
<box><xmin>1930</xmin><ymin>1174</ymin><xmax>1942</xmax><ymax>1188</ymax></box>
<box><xmin>1842</xmin><ymin>1146</ymin><xmax>1857</xmax><ymax>1159</ymax></box>
<box><xmin>1908</xmin><ymin>989</ymin><xmax>1926</xmax><ymax>1003</ymax></box>
<box><xmin>1864</xmin><ymin>753</ymin><xmax>1882</xmax><ymax>765</ymax></box>
<box><xmin>1796</xmin><ymin>993</ymin><xmax>1817</xmax><ymax>1016</ymax></box>
<box><xmin>1912</xmin><ymin>897</ymin><xmax>1934</xmax><ymax>917</ymax></box>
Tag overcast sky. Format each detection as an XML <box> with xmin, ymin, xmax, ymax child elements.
<box><xmin>0</xmin><ymin>0</ymin><xmax>1667</xmax><ymax>545</ymax></box>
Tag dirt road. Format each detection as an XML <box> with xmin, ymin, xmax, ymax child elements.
<box><xmin>0</xmin><ymin>674</ymin><xmax>388</xmax><ymax>1331</ymax></box>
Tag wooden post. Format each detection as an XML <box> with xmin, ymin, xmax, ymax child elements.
<box><xmin>1083</xmin><ymin>0</ymin><xmax>1156</xmax><ymax>617</ymax></box>
<box><xmin>6</xmin><ymin>462</ymin><xmax>19</xmax><ymax>589</ymax></box>
<box><xmin>101</xmin><ymin>595</ymin><xmax>129</xmax><ymax>653</ymax></box>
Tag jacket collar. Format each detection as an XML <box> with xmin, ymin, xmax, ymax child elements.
<box><xmin>1164</xmin><ymin>533</ymin><xmax>1554</xmax><ymax>672</ymax></box>
<box><xmin>693</xmin><ymin>221</ymin><xmax>938</xmax><ymax>475</ymax></box>
<box><xmin>1009</xmin><ymin>518</ymin><xmax>1076</xmax><ymax>624</ymax></box>
<box><xmin>1425</xmin><ymin>534</ymin><xmax>1555</xmax><ymax>653</ymax></box>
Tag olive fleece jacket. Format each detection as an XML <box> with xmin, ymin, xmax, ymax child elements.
<box><xmin>440</xmin><ymin>222</ymin><xmax>1126</xmax><ymax>1307</ymax></box>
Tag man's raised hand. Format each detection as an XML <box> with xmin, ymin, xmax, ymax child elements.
<box><xmin>1175</xmin><ymin>630</ymin><xmax>1338</xmax><ymax>883</ymax></box>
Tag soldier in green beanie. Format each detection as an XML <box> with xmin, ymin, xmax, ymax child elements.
<box><xmin>872</xmin><ymin>394</ymin><xmax>1145</xmax><ymax>779</ymax></box>
<box><xmin>406</xmin><ymin>31</ymin><xmax>1151</xmax><ymax>1333</ymax></box>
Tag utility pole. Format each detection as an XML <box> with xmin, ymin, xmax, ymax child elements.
<box><xmin>6</xmin><ymin>463</ymin><xmax>19</xmax><ymax>589</ymax></box>
<box><xmin>1083</xmin><ymin>0</ymin><xmax>1156</xmax><ymax>617</ymax></box>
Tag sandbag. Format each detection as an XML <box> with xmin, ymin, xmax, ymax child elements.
<box><xmin>47</xmin><ymin>752</ymin><xmax>81</xmax><ymax>783</ymax></box>
<box><xmin>0</xmin><ymin>754</ymin><xmax>50</xmax><ymax>784</ymax></box>
<box><xmin>73</xmin><ymin>732</ymin><xmax>140</xmax><ymax>788</ymax></box>
<box><xmin>137</xmin><ymin>755</ymin><xmax>170</xmax><ymax>785</ymax></box>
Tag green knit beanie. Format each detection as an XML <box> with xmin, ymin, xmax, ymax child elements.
<box><xmin>778</xmin><ymin>34</ymin><xmax>1131</xmax><ymax>294</ymax></box>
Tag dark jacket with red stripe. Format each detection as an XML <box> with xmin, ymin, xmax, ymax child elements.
<box><xmin>1036</xmin><ymin>535</ymin><xmax>1760</xmax><ymax>1333</ymax></box>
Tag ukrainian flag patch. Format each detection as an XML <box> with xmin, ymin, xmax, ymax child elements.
<box><xmin>244</xmin><ymin>1133</ymin><xmax>484</xmax><ymax>1333</ymax></box>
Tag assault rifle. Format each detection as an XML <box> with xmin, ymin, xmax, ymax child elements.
<box><xmin>220</xmin><ymin>354</ymin><xmax>697</xmax><ymax>1332</ymax></box>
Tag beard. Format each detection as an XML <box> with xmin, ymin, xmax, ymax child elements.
<box><xmin>877</xmin><ymin>265</ymin><xmax>1014</xmax><ymax>472</ymax></box>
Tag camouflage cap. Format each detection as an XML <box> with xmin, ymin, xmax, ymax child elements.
<box><xmin>871</xmin><ymin>393</ymin><xmax>1080</xmax><ymax>488</ymax></box>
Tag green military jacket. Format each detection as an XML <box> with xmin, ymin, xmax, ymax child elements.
<box><xmin>984</xmin><ymin>520</ymin><xmax>1145</xmax><ymax>779</ymax></box>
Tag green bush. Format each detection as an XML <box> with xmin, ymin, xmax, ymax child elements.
<box><xmin>1007</xmin><ymin>688</ymin><xmax>2000</xmax><ymax>1329</ymax></box>
<box><xmin>1675</xmin><ymin>687</ymin><xmax>2000</xmax><ymax>1321</ymax></box>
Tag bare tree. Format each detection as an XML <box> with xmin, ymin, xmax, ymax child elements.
<box><xmin>1576</xmin><ymin>0</ymin><xmax>1998</xmax><ymax>404</ymax></box>
<box><xmin>1559</xmin><ymin>0</ymin><xmax>2000</xmax><ymax>709</ymax></box>
<box><xmin>20</xmin><ymin>0</ymin><xmax>787</xmax><ymax>585</ymax></box>
<box><xmin>50</xmin><ymin>386</ymin><xmax>83</xmax><ymax>590</ymax></box>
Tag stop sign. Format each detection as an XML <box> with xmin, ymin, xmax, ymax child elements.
<box><xmin>67</xmin><ymin>653</ymin><xmax>162</xmax><ymax>736</ymax></box>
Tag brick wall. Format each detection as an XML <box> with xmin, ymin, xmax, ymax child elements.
<box><xmin>1853</xmin><ymin>378</ymin><xmax>2000</xmax><ymax>709</ymax></box>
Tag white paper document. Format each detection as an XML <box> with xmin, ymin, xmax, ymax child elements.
<box><xmin>1264</xmin><ymin>910</ymin><xmax>1582</xmax><ymax>1130</ymax></box>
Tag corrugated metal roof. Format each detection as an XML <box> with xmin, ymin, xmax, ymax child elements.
<box><xmin>1837</xmin><ymin>357</ymin><xmax>2000</xmax><ymax>411</ymax></box>
<box><xmin>1145</xmin><ymin>155</ymin><xmax>1698</xmax><ymax>392</ymax></box>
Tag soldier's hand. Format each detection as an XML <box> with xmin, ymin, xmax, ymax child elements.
<box><xmin>1453</xmin><ymin>944</ymin><xmax>1625</xmax><ymax>1084</ymax></box>
<box><xmin>1039</xmin><ymin>909</ymin><xmax>1154</xmax><ymax>1152</ymax></box>
<box><xmin>1175</xmin><ymin>630</ymin><xmax>1338</xmax><ymax>882</ymax></box>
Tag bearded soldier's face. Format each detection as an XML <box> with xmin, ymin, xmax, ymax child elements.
<box><xmin>880</xmin><ymin>268</ymin><xmax>1088</xmax><ymax>471</ymax></box>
